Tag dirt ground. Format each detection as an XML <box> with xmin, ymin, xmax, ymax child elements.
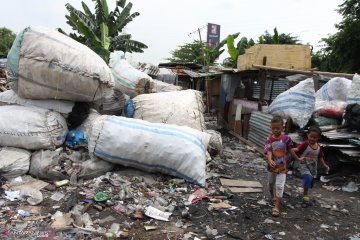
<box><xmin>1</xmin><ymin>134</ymin><xmax>359</xmax><ymax>240</ymax></box>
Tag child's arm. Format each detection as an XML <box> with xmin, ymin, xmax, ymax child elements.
<box><xmin>319</xmin><ymin>157</ymin><xmax>330</xmax><ymax>173</ymax></box>
<box><xmin>267</xmin><ymin>152</ymin><xmax>276</xmax><ymax>168</ymax></box>
<box><xmin>318</xmin><ymin>146</ymin><xmax>330</xmax><ymax>173</ymax></box>
<box><xmin>290</xmin><ymin>148</ymin><xmax>304</xmax><ymax>162</ymax></box>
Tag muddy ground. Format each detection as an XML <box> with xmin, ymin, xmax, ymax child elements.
<box><xmin>1</xmin><ymin>135</ymin><xmax>359</xmax><ymax>240</ymax></box>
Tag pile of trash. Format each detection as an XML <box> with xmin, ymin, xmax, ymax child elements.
<box><xmin>0</xmin><ymin>26</ymin><xmax>225</xmax><ymax>238</ymax></box>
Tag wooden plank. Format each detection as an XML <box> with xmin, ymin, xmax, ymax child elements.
<box><xmin>252</xmin><ymin>64</ymin><xmax>354</xmax><ymax>79</ymax></box>
<box><xmin>229</xmin><ymin>187</ymin><xmax>263</xmax><ymax>193</ymax></box>
<box><xmin>220</xmin><ymin>178</ymin><xmax>263</xmax><ymax>188</ymax></box>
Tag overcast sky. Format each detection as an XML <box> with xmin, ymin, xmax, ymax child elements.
<box><xmin>1</xmin><ymin>0</ymin><xmax>343</xmax><ymax>65</ymax></box>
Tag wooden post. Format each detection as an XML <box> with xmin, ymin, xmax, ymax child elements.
<box><xmin>258</xmin><ymin>69</ymin><xmax>267</xmax><ymax>111</ymax></box>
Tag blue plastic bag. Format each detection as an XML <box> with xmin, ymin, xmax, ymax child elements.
<box><xmin>65</xmin><ymin>130</ymin><xmax>88</xmax><ymax>148</ymax></box>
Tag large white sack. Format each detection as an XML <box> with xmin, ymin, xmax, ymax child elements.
<box><xmin>149</xmin><ymin>79</ymin><xmax>182</xmax><ymax>93</ymax></box>
<box><xmin>0</xmin><ymin>105</ymin><xmax>68</xmax><ymax>150</ymax></box>
<box><xmin>0</xmin><ymin>147</ymin><xmax>31</xmax><ymax>180</ymax></box>
<box><xmin>93</xmin><ymin>88</ymin><xmax>126</xmax><ymax>115</ymax></box>
<box><xmin>315</xmin><ymin>77</ymin><xmax>352</xmax><ymax>111</ymax></box>
<box><xmin>133</xmin><ymin>90</ymin><xmax>206</xmax><ymax>131</ymax></box>
<box><xmin>268</xmin><ymin>78</ymin><xmax>315</xmax><ymax>128</ymax></box>
<box><xmin>0</xmin><ymin>89</ymin><xmax>74</xmax><ymax>114</ymax></box>
<box><xmin>109</xmin><ymin>51</ymin><xmax>152</xmax><ymax>98</ymax></box>
<box><xmin>30</xmin><ymin>148</ymin><xmax>114</xmax><ymax>181</ymax></box>
<box><xmin>347</xmin><ymin>73</ymin><xmax>360</xmax><ymax>105</ymax></box>
<box><xmin>8</xmin><ymin>26</ymin><xmax>114</xmax><ymax>102</ymax></box>
<box><xmin>88</xmin><ymin>116</ymin><xmax>211</xmax><ymax>186</ymax></box>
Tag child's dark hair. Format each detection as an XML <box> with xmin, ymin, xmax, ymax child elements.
<box><xmin>308</xmin><ymin>126</ymin><xmax>322</xmax><ymax>136</ymax></box>
<box><xmin>271</xmin><ymin>115</ymin><xmax>283</xmax><ymax>124</ymax></box>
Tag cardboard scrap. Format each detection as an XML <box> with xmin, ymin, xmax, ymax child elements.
<box><xmin>51</xmin><ymin>213</ymin><xmax>73</xmax><ymax>229</ymax></box>
<box><xmin>229</xmin><ymin>187</ymin><xmax>263</xmax><ymax>193</ymax></box>
<box><xmin>220</xmin><ymin>178</ymin><xmax>263</xmax><ymax>188</ymax></box>
<box><xmin>210</xmin><ymin>202</ymin><xmax>232</xmax><ymax>210</ymax></box>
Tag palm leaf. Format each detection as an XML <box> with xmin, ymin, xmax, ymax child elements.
<box><xmin>93</xmin><ymin>0</ymin><xmax>109</xmax><ymax>23</ymax></box>
<box><xmin>81</xmin><ymin>1</ymin><xmax>96</xmax><ymax>27</ymax></box>
<box><xmin>227</xmin><ymin>35</ymin><xmax>238</xmax><ymax>61</ymax></box>
<box><xmin>66</xmin><ymin>3</ymin><xmax>97</xmax><ymax>32</ymax></box>
<box><xmin>113</xmin><ymin>2</ymin><xmax>134</xmax><ymax>33</ymax></box>
<box><xmin>100</xmin><ymin>23</ymin><xmax>110</xmax><ymax>50</ymax></box>
<box><xmin>69</xmin><ymin>12</ymin><xmax>101</xmax><ymax>48</ymax></box>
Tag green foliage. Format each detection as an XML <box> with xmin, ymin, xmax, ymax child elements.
<box><xmin>167</xmin><ymin>38</ymin><xmax>226</xmax><ymax>66</ymax></box>
<box><xmin>60</xmin><ymin>0</ymin><xmax>147</xmax><ymax>63</ymax></box>
<box><xmin>314</xmin><ymin>0</ymin><xmax>360</xmax><ymax>73</ymax></box>
<box><xmin>0</xmin><ymin>27</ymin><xmax>16</xmax><ymax>57</ymax></box>
<box><xmin>222</xmin><ymin>33</ymin><xmax>255</xmax><ymax>68</ymax></box>
<box><xmin>258</xmin><ymin>28</ymin><xmax>299</xmax><ymax>44</ymax></box>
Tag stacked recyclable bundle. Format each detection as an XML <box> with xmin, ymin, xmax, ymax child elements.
<box><xmin>0</xmin><ymin>26</ymin><xmax>214</xmax><ymax>186</ymax></box>
<box><xmin>0</xmin><ymin>26</ymin><xmax>115</xmax><ymax>181</ymax></box>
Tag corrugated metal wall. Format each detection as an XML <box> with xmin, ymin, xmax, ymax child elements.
<box><xmin>251</xmin><ymin>79</ymin><xmax>289</xmax><ymax>100</ymax></box>
<box><xmin>248</xmin><ymin>111</ymin><xmax>273</xmax><ymax>149</ymax></box>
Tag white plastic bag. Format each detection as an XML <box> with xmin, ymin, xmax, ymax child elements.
<box><xmin>133</xmin><ymin>90</ymin><xmax>206</xmax><ymax>131</ymax></box>
<box><xmin>0</xmin><ymin>90</ymin><xmax>74</xmax><ymax>114</ymax></box>
<box><xmin>9</xmin><ymin>26</ymin><xmax>114</xmax><ymax>102</ymax></box>
<box><xmin>0</xmin><ymin>147</ymin><xmax>31</xmax><ymax>180</ymax></box>
<box><xmin>109</xmin><ymin>51</ymin><xmax>152</xmax><ymax>98</ymax></box>
<box><xmin>88</xmin><ymin>116</ymin><xmax>210</xmax><ymax>186</ymax></box>
<box><xmin>149</xmin><ymin>79</ymin><xmax>182</xmax><ymax>93</ymax></box>
<box><xmin>347</xmin><ymin>73</ymin><xmax>360</xmax><ymax>104</ymax></box>
<box><xmin>268</xmin><ymin>78</ymin><xmax>315</xmax><ymax>128</ymax></box>
<box><xmin>315</xmin><ymin>77</ymin><xmax>351</xmax><ymax>113</ymax></box>
<box><xmin>0</xmin><ymin>105</ymin><xmax>68</xmax><ymax>150</ymax></box>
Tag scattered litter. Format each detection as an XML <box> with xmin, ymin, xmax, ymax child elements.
<box><xmin>342</xmin><ymin>182</ymin><xmax>359</xmax><ymax>192</ymax></box>
<box><xmin>144</xmin><ymin>225</ymin><xmax>158</xmax><ymax>231</ymax></box>
<box><xmin>279</xmin><ymin>231</ymin><xmax>286</xmax><ymax>236</ymax></box>
<box><xmin>5</xmin><ymin>190</ymin><xmax>20</xmax><ymax>201</ymax></box>
<box><xmin>144</xmin><ymin>206</ymin><xmax>172</xmax><ymax>221</ymax></box>
<box><xmin>93</xmin><ymin>192</ymin><xmax>110</xmax><ymax>202</ymax></box>
<box><xmin>210</xmin><ymin>202</ymin><xmax>232</xmax><ymax>210</ymax></box>
<box><xmin>55</xmin><ymin>180</ymin><xmax>70</xmax><ymax>188</ymax></box>
<box><xmin>205</xmin><ymin>225</ymin><xmax>218</xmax><ymax>237</ymax></box>
<box><xmin>320</xmin><ymin>176</ymin><xmax>331</xmax><ymax>183</ymax></box>
<box><xmin>321</xmin><ymin>224</ymin><xmax>330</xmax><ymax>229</ymax></box>
<box><xmin>50</xmin><ymin>192</ymin><xmax>65</xmax><ymax>201</ymax></box>
<box><xmin>265</xmin><ymin>234</ymin><xmax>274</xmax><ymax>240</ymax></box>
<box><xmin>257</xmin><ymin>199</ymin><xmax>267</xmax><ymax>205</ymax></box>
<box><xmin>264</xmin><ymin>218</ymin><xmax>275</xmax><ymax>224</ymax></box>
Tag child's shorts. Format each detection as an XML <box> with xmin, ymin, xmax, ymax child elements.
<box><xmin>302</xmin><ymin>174</ymin><xmax>314</xmax><ymax>189</ymax></box>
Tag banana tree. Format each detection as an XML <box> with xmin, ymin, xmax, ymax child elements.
<box><xmin>59</xmin><ymin>0</ymin><xmax>148</xmax><ymax>63</ymax></box>
<box><xmin>223</xmin><ymin>33</ymin><xmax>255</xmax><ymax>67</ymax></box>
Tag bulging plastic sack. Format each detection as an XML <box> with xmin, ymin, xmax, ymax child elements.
<box><xmin>0</xmin><ymin>147</ymin><xmax>31</xmax><ymax>180</ymax></box>
<box><xmin>7</xmin><ymin>26</ymin><xmax>114</xmax><ymax>102</ymax></box>
<box><xmin>0</xmin><ymin>105</ymin><xmax>68</xmax><ymax>150</ymax></box>
<box><xmin>268</xmin><ymin>78</ymin><xmax>315</xmax><ymax>128</ymax></box>
<box><xmin>109</xmin><ymin>51</ymin><xmax>152</xmax><ymax>98</ymax></box>
<box><xmin>315</xmin><ymin>77</ymin><xmax>351</xmax><ymax>118</ymax></box>
<box><xmin>88</xmin><ymin>116</ymin><xmax>211</xmax><ymax>186</ymax></box>
<box><xmin>347</xmin><ymin>73</ymin><xmax>360</xmax><ymax>105</ymax></box>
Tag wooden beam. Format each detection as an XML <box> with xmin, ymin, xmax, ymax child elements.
<box><xmin>252</xmin><ymin>64</ymin><xmax>354</xmax><ymax>79</ymax></box>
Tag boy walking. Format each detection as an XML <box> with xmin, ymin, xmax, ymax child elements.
<box><xmin>264</xmin><ymin>115</ymin><xmax>293</xmax><ymax>217</ymax></box>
